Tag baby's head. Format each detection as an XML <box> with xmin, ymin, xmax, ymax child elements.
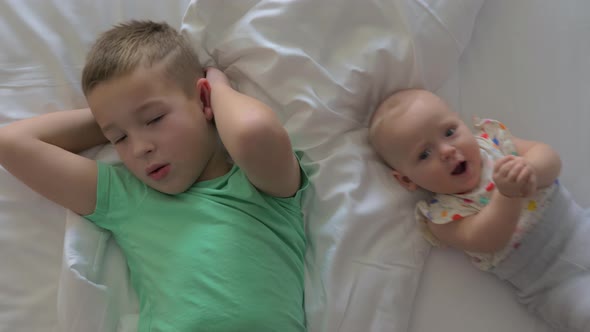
<box><xmin>82</xmin><ymin>21</ymin><xmax>227</xmax><ymax>194</ymax></box>
<box><xmin>369</xmin><ymin>89</ymin><xmax>481</xmax><ymax>194</ymax></box>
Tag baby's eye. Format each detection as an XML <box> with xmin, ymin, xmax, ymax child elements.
<box><xmin>445</xmin><ymin>128</ymin><xmax>456</xmax><ymax>137</ymax></box>
<box><xmin>418</xmin><ymin>150</ymin><xmax>431</xmax><ymax>161</ymax></box>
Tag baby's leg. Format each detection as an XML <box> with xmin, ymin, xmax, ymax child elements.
<box><xmin>494</xmin><ymin>187</ymin><xmax>590</xmax><ymax>332</ymax></box>
<box><xmin>534</xmin><ymin>271</ymin><xmax>590</xmax><ymax>332</ymax></box>
<box><xmin>531</xmin><ymin>218</ymin><xmax>590</xmax><ymax>332</ymax></box>
<box><xmin>519</xmin><ymin>201</ymin><xmax>590</xmax><ymax>331</ymax></box>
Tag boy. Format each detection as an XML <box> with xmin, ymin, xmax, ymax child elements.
<box><xmin>0</xmin><ymin>21</ymin><xmax>308</xmax><ymax>331</ymax></box>
<box><xmin>368</xmin><ymin>89</ymin><xmax>589</xmax><ymax>331</ymax></box>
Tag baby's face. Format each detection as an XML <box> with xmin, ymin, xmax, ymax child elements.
<box><xmin>88</xmin><ymin>64</ymin><xmax>222</xmax><ymax>194</ymax></box>
<box><xmin>380</xmin><ymin>93</ymin><xmax>482</xmax><ymax>194</ymax></box>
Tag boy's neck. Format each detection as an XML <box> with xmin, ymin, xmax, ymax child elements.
<box><xmin>197</xmin><ymin>148</ymin><xmax>232</xmax><ymax>182</ymax></box>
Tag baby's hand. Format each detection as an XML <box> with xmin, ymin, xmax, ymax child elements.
<box><xmin>493</xmin><ymin>155</ymin><xmax>537</xmax><ymax>197</ymax></box>
<box><xmin>205</xmin><ymin>67</ymin><xmax>231</xmax><ymax>87</ymax></box>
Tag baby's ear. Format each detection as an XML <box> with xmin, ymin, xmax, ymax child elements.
<box><xmin>196</xmin><ymin>78</ymin><xmax>213</xmax><ymax>120</ymax></box>
<box><xmin>392</xmin><ymin>170</ymin><xmax>418</xmax><ymax>191</ymax></box>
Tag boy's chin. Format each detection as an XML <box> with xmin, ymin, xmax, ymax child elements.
<box><xmin>147</xmin><ymin>182</ymin><xmax>187</xmax><ymax>195</ymax></box>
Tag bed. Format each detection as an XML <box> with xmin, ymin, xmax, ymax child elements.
<box><xmin>1</xmin><ymin>0</ymin><xmax>588</xmax><ymax>331</ymax></box>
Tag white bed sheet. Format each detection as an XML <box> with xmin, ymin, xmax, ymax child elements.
<box><xmin>0</xmin><ymin>1</ymin><xmax>190</xmax><ymax>331</ymax></box>
<box><xmin>410</xmin><ymin>1</ymin><xmax>590</xmax><ymax>331</ymax></box>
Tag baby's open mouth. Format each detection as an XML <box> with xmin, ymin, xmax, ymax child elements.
<box><xmin>451</xmin><ymin>161</ymin><xmax>467</xmax><ymax>175</ymax></box>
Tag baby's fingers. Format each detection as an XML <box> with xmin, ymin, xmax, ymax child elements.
<box><xmin>495</xmin><ymin>159</ymin><xmax>516</xmax><ymax>179</ymax></box>
<box><xmin>518</xmin><ymin>169</ymin><xmax>537</xmax><ymax>197</ymax></box>
<box><xmin>507</xmin><ymin>162</ymin><xmax>525</xmax><ymax>182</ymax></box>
<box><xmin>516</xmin><ymin>166</ymin><xmax>532</xmax><ymax>184</ymax></box>
<box><xmin>525</xmin><ymin>173</ymin><xmax>538</xmax><ymax>197</ymax></box>
<box><xmin>494</xmin><ymin>155</ymin><xmax>515</xmax><ymax>172</ymax></box>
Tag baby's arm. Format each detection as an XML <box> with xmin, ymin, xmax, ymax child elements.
<box><xmin>427</xmin><ymin>135</ymin><xmax>560</xmax><ymax>253</ymax></box>
<box><xmin>428</xmin><ymin>192</ymin><xmax>523</xmax><ymax>253</ymax></box>
<box><xmin>0</xmin><ymin>108</ymin><xmax>107</xmax><ymax>215</ymax></box>
<box><xmin>511</xmin><ymin>137</ymin><xmax>561</xmax><ymax>189</ymax></box>
<box><xmin>493</xmin><ymin>137</ymin><xmax>560</xmax><ymax>197</ymax></box>
<box><xmin>205</xmin><ymin>68</ymin><xmax>300</xmax><ymax>197</ymax></box>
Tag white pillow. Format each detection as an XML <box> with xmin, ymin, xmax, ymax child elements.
<box><xmin>181</xmin><ymin>0</ymin><xmax>484</xmax><ymax>331</ymax></box>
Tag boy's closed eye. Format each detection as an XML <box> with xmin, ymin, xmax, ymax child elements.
<box><xmin>147</xmin><ymin>115</ymin><xmax>164</xmax><ymax>125</ymax></box>
<box><xmin>113</xmin><ymin>135</ymin><xmax>127</xmax><ymax>144</ymax></box>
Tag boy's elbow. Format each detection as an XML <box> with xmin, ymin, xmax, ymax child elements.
<box><xmin>0</xmin><ymin>127</ymin><xmax>19</xmax><ymax>160</ymax></box>
<box><xmin>234</xmin><ymin>112</ymin><xmax>288</xmax><ymax>150</ymax></box>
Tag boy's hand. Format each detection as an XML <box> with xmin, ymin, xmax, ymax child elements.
<box><xmin>205</xmin><ymin>67</ymin><xmax>231</xmax><ymax>87</ymax></box>
<box><xmin>493</xmin><ymin>155</ymin><xmax>537</xmax><ymax>197</ymax></box>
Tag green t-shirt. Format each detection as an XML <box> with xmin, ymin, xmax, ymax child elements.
<box><xmin>85</xmin><ymin>160</ymin><xmax>309</xmax><ymax>332</ymax></box>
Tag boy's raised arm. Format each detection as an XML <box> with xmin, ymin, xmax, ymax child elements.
<box><xmin>0</xmin><ymin>108</ymin><xmax>106</xmax><ymax>215</ymax></box>
<box><xmin>205</xmin><ymin>68</ymin><xmax>300</xmax><ymax>197</ymax></box>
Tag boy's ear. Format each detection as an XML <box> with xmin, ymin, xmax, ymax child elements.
<box><xmin>392</xmin><ymin>170</ymin><xmax>418</xmax><ymax>191</ymax></box>
<box><xmin>196</xmin><ymin>78</ymin><xmax>213</xmax><ymax>120</ymax></box>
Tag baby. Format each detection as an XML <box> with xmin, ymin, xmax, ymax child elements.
<box><xmin>369</xmin><ymin>89</ymin><xmax>590</xmax><ymax>332</ymax></box>
<box><xmin>0</xmin><ymin>21</ymin><xmax>308</xmax><ymax>331</ymax></box>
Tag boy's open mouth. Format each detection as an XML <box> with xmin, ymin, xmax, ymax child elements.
<box><xmin>451</xmin><ymin>161</ymin><xmax>467</xmax><ymax>175</ymax></box>
<box><xmin>150</xmin><ymin>165</ymin><xmax>166</xmax><ymax>174</ymax></box>
<box><xmin>146</xmin><ymin>163</ymin><xmax>171</xmax><ymax>181</ymax></box>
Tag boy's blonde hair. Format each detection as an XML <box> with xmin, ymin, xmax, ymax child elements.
<box><xmin>82</xmin><ymin>20</ymin><xmax>202</xmax><ymax>97</ymax></box>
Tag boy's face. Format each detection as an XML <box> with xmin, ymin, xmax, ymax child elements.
<box><xmin>88</xmin><ymin>64</ymin><xmax>226</xmax><ymax>194</ymax></box>
<box><xmin>379</xmin><ymin>94</ymin><xmax>482</xmax><ymax>194</ymax></box>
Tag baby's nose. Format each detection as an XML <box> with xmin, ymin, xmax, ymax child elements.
<box><xmin>440</xmin><ymin>144</ymin><xmax>456</xmax><ymax>160</ymax></box>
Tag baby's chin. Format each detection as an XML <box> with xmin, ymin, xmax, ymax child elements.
<box><xmin>429</xmin><ymin>176</ymin><xmax>481</xmax><ymax>195</ymax></box>
<box><xmin>453</xmin><ymin>174</ymin><xmax>482</xmax><ymax>194</ymax></box>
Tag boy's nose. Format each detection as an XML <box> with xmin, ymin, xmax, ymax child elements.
<box><xmin>132</xmin><ymin>138</ymin><xmax>155</xmax><ymax>157</ymax></box>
